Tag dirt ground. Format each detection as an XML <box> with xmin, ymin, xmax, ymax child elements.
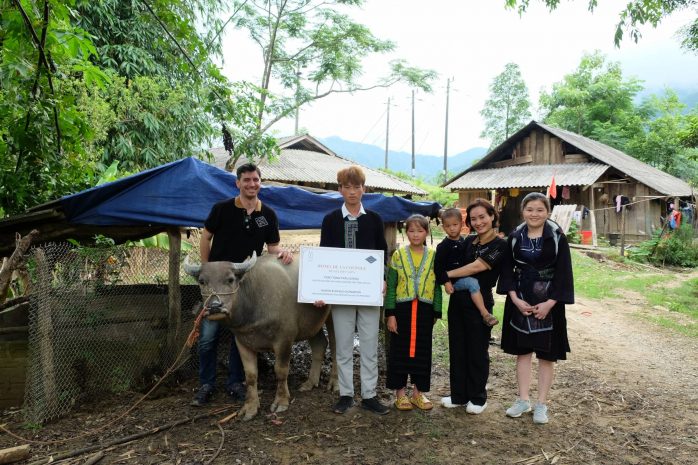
<box><xmin>1</xmin><ymin>239</ymin><xmax>697</xmax><ymax>464</ymax></box>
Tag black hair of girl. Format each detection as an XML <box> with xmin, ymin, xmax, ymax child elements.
<box><xmin>521</xmin><ymin>192</ymin><xmax>551</xmax><ymax>213</ymax></box>
<box><xmin>465</xmin><ymin>198</ymin><xmax>498</xmax><ymax>228</ymax></box>
<box><xmin>405</xmin><ymin>214</ymin><xmax>430</xmax><ymax>232</ymax></box>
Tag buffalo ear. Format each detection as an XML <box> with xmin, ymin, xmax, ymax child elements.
<box><xmin>183</xmin><ymin>255</ymin><xmax>202</xmax><ymax>278</ymax></box>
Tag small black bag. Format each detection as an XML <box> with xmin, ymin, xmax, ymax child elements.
<box><xmin>510</xmin><ymin>267</ymin><xmax>553</xmax><ymax>335</ymax></box>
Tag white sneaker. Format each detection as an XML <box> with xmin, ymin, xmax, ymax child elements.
<box><xmin>441</xmin><ymin>396</ymin><xmax>465</xmax><ymax>408</ymax></box>
<box><xmin>533</xmin><ymin>403</ymin><xmax>549</xmax><ymax>424</ymax></box>
<box><xmin>506</xmin><ymin>398</ymin><xmax>532</xmax><ymax>418</ymax></box>
<box><xmin>465</xmin><ymin>401</ymin><xmax>487</xmax><ymax>414</ymax></box>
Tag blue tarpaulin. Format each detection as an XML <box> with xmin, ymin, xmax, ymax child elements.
<box><xmin>60</xmin><ymin>157</ymin><xmax>440</xmax><ymax>229</ymax></box>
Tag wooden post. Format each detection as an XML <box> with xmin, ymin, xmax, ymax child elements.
<box><xmin>620</xmin><ymin>205</ymin><xmax>627</xmax><ymax>257</ymax></box>
<box><xmin>33</xmin><ymin>249</ymin><xmax>58</xmax><ymax>415</ymax></box>
<box><xmin>167</xmin><ymin>228</ymin><xmax>182</xmax><ymax>351</ymax></box>
<box><xmin>0</xmin><ymin>230</ymin><xmax>38</xmax><ymax>304</ymax></box>
<box><xmin>0</xmin><ymin>444</ymin><xmax>30</xmax><ymax>464</ymax></box>
<box><xmin>588</xmin><ymin>186</ymin><xmax>598</xmax><ymax>246</ymax></box>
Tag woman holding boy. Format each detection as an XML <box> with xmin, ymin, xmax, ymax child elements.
<box><xmin>439</xmin><ymin>199</ymin><xmax>507</xmax><ymax>414</ymax></box>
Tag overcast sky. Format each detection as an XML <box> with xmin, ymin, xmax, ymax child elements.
<box><xmin>219</xmin><ymin>0</ymin><xmax>698</xmax><ymax>156</ymax></box>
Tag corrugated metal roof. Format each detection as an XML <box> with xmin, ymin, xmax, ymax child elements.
<box><xmin>445</xmin><ymin>163</ymin><xmax>608</xmax><ymax>190</ymax></box>
<box><xmin>210</xmin><ymin>146</ymin><xmax>426</xmax><ymax>195</ymax></box>
<box><xmin>537</xmin><ymin>123</ymin><xmax>693</xmax><ymax>196</ymax></box>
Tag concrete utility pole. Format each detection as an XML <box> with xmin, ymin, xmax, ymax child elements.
<box><xmin>384</xmin><ymin>97</ymin><xmax>390</xmax><ymax>170</ymax></box>
<box><xmin>443</xmin><ymin>78</ymin><xmax>451</xmax><ymax>181</ymax></box>
<box><xmin>294</xmin><ymin>68</ymin><xmax>301</xmax><ymax>135</ymax></box>
<box><xmin>411</xmin><ymin>90</ymin><xmax>416</xmax><ymax>178</ymax></box>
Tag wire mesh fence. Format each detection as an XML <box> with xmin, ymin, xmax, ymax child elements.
<box><xmin>23</xmin><ymin>241</ymin><xmax>203</xmax><ymax>424</ymax></box>
<box><xmin>19</xmin><ymin>234</ymin><xmax>376</xmax><ymax>423</ymax></box>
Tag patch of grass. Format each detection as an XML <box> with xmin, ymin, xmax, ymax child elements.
<box><xmin>641</xmin><ymin>278</ymin><xmax>698</xmax><ymax>337</ymax></box>
<box><xmin>573</xmin><ymin>250</ymin><xmax>698</xmax><ymax>338</ymax></box>
<box><xmin>571</xmin><ymin>250</ymin><xmax>673</xmax><ymax>299</ymax></box>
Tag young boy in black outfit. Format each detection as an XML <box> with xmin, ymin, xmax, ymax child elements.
<box><xmin>435</xmin><ymin>208</ymin><xmax>498</xmax><ymax>327</ymax></box>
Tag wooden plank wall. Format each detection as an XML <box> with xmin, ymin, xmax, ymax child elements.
<box><xmin>458</xmin><ymin>190</ymin><xmax>490</xmax><ymax>208</ymax></box>
<box><xmin>514</xmin><ymin>130</ymin><xmax>565</xmax><ymax>165</ymax></box>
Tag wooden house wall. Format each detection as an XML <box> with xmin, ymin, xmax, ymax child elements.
<box><xmin>458</xmin><ymin>190</ymin><xmax>490</xmax><ymax>209</ymax></box>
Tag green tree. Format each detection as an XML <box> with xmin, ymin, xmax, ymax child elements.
<box><xmin>480</xmin><ymin>62</ymin><xmax>532</xmax><ymax>149</ymax></box>
<box><xmin>74</xmin><ymin>0</ymin><xmax>242</xmax><ymax>172</ymax></box>
<box><xmin>627</xmin><ymin>91</ymin><xmax>698</xmax><ymax>184</ymax></box>
<box><xmin>0</xmin><ymin>0</ymin><xmax>109</xmax><ymax>214</ymax></box>
<box><xmin>539</xmin><ymin>51</ymin><xmax>645</xmax><ymax>152</ymax></box>
<box><xmin>505</xmin><ymin>0</ymin><xmax>698</xmax><ymax>52</ymax></box>
<box><xmin>226</xmin><ymin>0</ymin><xmax>437</xmax><ymax>167</ymax></box>
<box><xmin>679</xmin><ymin>112</ymin><xmax>698</xmax><ymax>148</ymax></box>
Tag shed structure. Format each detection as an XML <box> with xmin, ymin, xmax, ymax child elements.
<box><xmin>444</xmin><ymin>121</ymin><xmax>694</xmax><ymax>241</ymax></box>
<box><xmin>211</xmin><ymin>134</ymin><xmax>427</xmax><ymax>196</ymax></box>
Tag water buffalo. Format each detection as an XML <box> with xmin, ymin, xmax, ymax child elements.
<box><xmin>184</xmin><ymin>252</ymin><xmax>336</xmax><ymax>420</ymax></box>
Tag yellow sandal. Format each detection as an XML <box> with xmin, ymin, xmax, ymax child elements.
<box><xmin>410</xmin><ymin>394</ymin><xmax>433</xmax><ymax>410</ymax></box>
<box><xmin>395</xmin><ymin>395</ymin><xmax>413</xmax><ymax>411</ymax></box>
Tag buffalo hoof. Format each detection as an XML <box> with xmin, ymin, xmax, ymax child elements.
<box><xmin>299</xmin><ymin>379</ymin><xmax>318</xmax><ymax>392</ymax></box>
<box><xmin>271</xmin><ymin>400</ymin><xmax>289</xmax><ymax>413</ymax></box>
<box><xmin>326</xmin><ymin>377</ymin><xmax>339</xmax><ymax>393</ymax></box>
<box><xmin>238</xmin><ymin>402</ymin><xmax>259</xmax><ymax>421</ymax></box>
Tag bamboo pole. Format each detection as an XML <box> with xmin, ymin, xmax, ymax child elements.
<box><xmin>620</xmin><ymin>205</ymin><xmax>627</xmax><ymax>257</ymax></box>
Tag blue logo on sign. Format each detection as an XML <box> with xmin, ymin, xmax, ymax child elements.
<box><xmin>365</xmin><ymin>256</ymin><xmax>377</xmax><ymax>264</ymax></box>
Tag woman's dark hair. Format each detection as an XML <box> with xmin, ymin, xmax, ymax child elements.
<box><xmin>521</xmin><ymin>192</ymin><xmax>551</xmax><ymax>213</ymax></box>
<box><xmin>465</xmin><ymin>198</ymin><xmax>498</xmax><ymax>228</ymax></box>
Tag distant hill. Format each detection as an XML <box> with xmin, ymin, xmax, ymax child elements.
<box><xmin>320</xmin><ymin>136</ymin><xmax>487</xmax><ymax>181</ymax></box>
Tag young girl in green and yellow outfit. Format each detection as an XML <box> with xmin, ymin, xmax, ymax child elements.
<box><xmin>385</xmin><ymin>214</ymin><xmax>442</xmax><ymax>411</ymax></box>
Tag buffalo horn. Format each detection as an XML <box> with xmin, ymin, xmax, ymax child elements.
<box><xmin>231</xmin><ymin>251</ymin><xmax>257</xmax><ymax>273</ymax></box>
<box><xmin>183</xmin><ymin>255</ymin><xmax>202</xmax><ymax>277</ymax></box>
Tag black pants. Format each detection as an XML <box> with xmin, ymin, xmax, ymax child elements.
<box><xmin>386</xmin><ymin>372</ymin><xmax>431</xmax><ymax>392</ymax></box>
<box><xmin>447</xmin><ymin>291</ymin><xmax>491</xmax><ymax>406</ymax></box>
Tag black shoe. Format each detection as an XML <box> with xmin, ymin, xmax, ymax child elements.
<box><xmin>333</xmin><ymin>395</ymin><xmax>354</xmax><ymax>414</ymax></box>
<box><xmin>226</xmin><ymin>382</ymin><xmax>246</xmax><ymax>401</ymax></box>
<box><xmin>191</xmin><ymin>384</ymin><xmax>215</xmax><ymax>407</ymax></box>
<box><xmin>361</xmin><ymin>397</ymin><xmax>389</xmax><ymax>415</ymax></box>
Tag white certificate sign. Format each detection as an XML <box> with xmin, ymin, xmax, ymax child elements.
<box><xmin>298</xmin><ymin>246</ymin><xmax>384</xmax><ymax>307</ymax></box>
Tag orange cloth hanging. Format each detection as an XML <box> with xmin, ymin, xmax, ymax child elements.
<box><xmin>409</xmin><ymin>299</ymin><xmax>418</xmax><ymax>358</ymax></box>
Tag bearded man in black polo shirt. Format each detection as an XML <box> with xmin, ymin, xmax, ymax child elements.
<box><xmin>191</xmin><ymin>163</ymin><xmax>293</xmax><ymax>406</ymax></box>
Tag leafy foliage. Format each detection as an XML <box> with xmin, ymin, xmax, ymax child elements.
<box><xmin>228</xmin><ymin>0</ymin><xmax>437</xmax><ymax>166</ymax></box>
<box><xmin>0</xmin><ymin>0</ymin><xmax>108</xmax><ymax>214</ymax></box>
<box><xmin>505</xmin><ymin>0</ymin><xmax>698</xmax><ymax>53</ymax></box>
<box><xmin>540</xmin><ymin>52</ymin><xmax>698</xmax><ymax>185</ymax></box>
<box><xmin>480</xmin><ymin>62</ymin><xmax>532</xmax><ymax>149</ymax></box>
<box><xmin>629</xmin><ymin>225</ymin><xmax>698</xmax><ymax>267</ymax></box>
<box><xmin>567</xmin><ymin>219</ymin><xmax>581</xmax><ymax>244</ymax></box>
<box><xmin>540</xmin><ymin>51</ymin><xmax>644</xmax><ymax>150</ymax></box>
